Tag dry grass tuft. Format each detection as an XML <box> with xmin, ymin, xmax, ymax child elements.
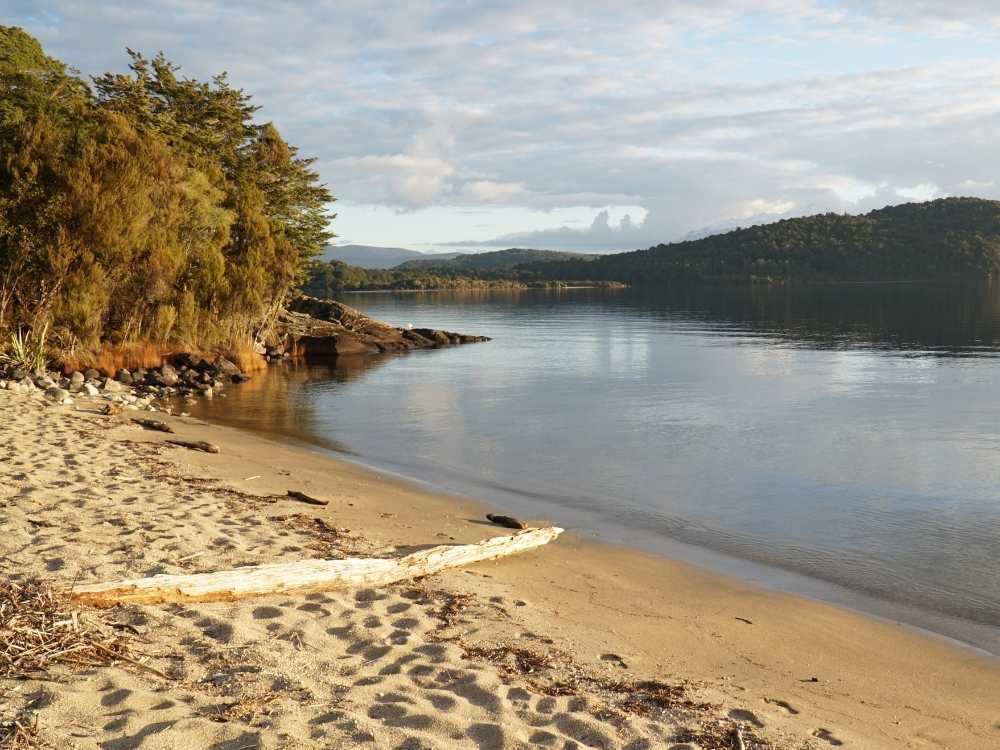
<box><xmin>227</xmin><ymin>338</ymin><xmax>267</xmax><ymax>373</ymax></box>
<box><xmin>0</xmin><ymin>579</ymin><xmax>134</xmax><ymax>678</ymax></box>
<box><xmin>61</xmin><ymin>342</ymin><xmax>170</xmax><ymax>375</ymax></box>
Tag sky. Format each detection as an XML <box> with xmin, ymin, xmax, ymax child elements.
<box><xmin>8</xmin><ymin>1</ymin><xmax>1000</xmax><ymax>253</ymax></box>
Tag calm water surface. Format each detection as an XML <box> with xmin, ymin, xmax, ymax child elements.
<box><xmin>190</xmin><ymin>284</ymin><xmax>1000</xmax><ymax>654</ymax></box>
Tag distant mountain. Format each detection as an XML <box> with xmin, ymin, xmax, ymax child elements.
<box><xmin>395</xmin><ymin>247</ymin><xmax>587</xmax><ymax>272</ymax></box>
<box><xmin>320</xmin><ymin>244</ymin><xmax>460</xmax><ymax>269</ymax></box>
<box><xmin>519</xmin><ymin>198</ymin><xmax>1000</xmax><ymax>283</ymax></box>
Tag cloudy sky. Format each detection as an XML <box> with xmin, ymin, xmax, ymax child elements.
<box><xmin>9</xmin><ymin>1</ymin><xmax>1000</xmax><ymax>252</ymax></box>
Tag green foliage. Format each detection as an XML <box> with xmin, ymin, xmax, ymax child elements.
<box><xmin>522</xmin><ymin>199</ymin><xmax>1000</xmax><ymax>284</ymax></box>
<box><xmin>0</xmin><ymin>321</ymin><xmax>49</xmax><ymax>373</ymax></box>
<box><xmin>301</xmin><ymin>258</ymin><xmax>623</xmax><ymax>295</ymax></box>
<box><xmin>0</xmin><ymin>28</ymin><xmax>334</xmax><ymax>356</ymax></box>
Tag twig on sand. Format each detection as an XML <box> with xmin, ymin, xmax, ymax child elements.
<box><xmin>166</xmin><ymin>439</ymin><xmax>220</xmax><ymax>454</ymax></box>
<box><xmin>486</xmin><ymin>514</ymin><xmax>528</xmax><ymax>530</ymax></box>
<box><xmin>287</xmin><ymin>490</ymin><xmax>329</xmax><ymax>507</ymax></box>
<box><xmin>130</xmin><ymin>418</ymin><xmax>174</xmax><ymax>433</ymax></box>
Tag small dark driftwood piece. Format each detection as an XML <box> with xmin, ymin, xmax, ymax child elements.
<box><xmin>131</xmin><ymin>418</ymin><xmax>174</xmax><ymax>433</ymax></box>
<box><xmin>486</xmin><ymin>513</ymin><xmax>528</xmax><ymax>530</ymax></box>
<box><xmin>287</xmin><ymin>490</ymin><xmax>329</xmax><ymax>507</ymax></box>
<box><xmin>166</xmin><ymin>439</ymin><xmax>220</xmax><ymax>454</ymax></box>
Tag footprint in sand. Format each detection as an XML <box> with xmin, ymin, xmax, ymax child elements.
<box><xmin>813</xmin><ymin>727</ymin><xmax>845</xmax><ymax>746</ymax></box>
<box><xmin>600</xmin><ymin>652</ymin><xmax>629</xmax><ymax>669</ymax></box>
<box><xmin>728</xmin><ymin>708</ymin><xmax>764</xmax><ymax>728</ymax></box>
<box><xmin>764</xmin><ymin>697</ymin><xmax>800</xmax><ymax>715</ymax></box>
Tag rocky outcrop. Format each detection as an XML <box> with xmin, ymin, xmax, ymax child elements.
<box><xmin>0</xmin><ymin>296</ymin><xmax>489</xmax><ymax>411</ymax></box>
<box><xmin>276</xmin><ymin>295</ymin><xmax>490</xmax><ymax>360</ymax></box>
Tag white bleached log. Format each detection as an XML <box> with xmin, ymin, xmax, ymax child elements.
<box><xmin>71</xmin><ymin>527</ymin><xmax>563</xmax><ymax>607</ymax></box>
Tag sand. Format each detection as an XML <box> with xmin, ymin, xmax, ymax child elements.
<box><xmin>1</xmin><ymin>386</ymin><xmax>998</xmax><ymax>749</ymax></box>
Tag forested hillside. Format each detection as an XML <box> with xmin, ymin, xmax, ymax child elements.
<box><xmin>0</xmin><ymin>27</ymin><xmax>332</xmax><ymax>365</ymax></box>
<box><xmin>395</xmin><ymin>248</ymin><xmax>585</xmax><ymax>272</ymax></box>
<box><xmin>303</xmin><ymin>260</ymin><xmax>534</xmax><ymax>293</ymax></box>
<box><xmin>523</xmin><ymin>199</ymin><xmax>1000</xmax><ymax>283</ymax></box>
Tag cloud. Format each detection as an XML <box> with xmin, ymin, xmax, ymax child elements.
<box><xmin>8</xmin><ymin>1</ymin><xmax>1000</xmax><ymax>246</ymax></box>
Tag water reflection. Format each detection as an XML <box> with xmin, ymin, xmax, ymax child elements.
<box><xmin>189</xmin><ymin>283</ymin><xmax>1000</xmax><ymax>654</ymax></box>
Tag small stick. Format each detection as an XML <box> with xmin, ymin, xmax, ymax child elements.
<box><xmin>131</xmin><ymin>418</ymin><xmax>174</xmax><ymax>433</ymax></box>
<box><xmin>243</xmin><ymin>475</ymin><xmax>262</xmax><ymax>481</ymax></box>
<box><xmin>166</xmin><ymin>439</ymin><xmax>220</xmax><ymax>454</ymax></box>
<box><xmin>287</xmin><ymin>490</ymin><xmax>329</xmax><ymax>507</ymax></box>
<box><xmin>733</xmin><ymin>726</ymin><xmax>746</xmax><ymax>750</ymax></box>
<box><xmin>486</xmin><ymin>513</ymin><xmax>528</xmax><ymax>530</ymax></box>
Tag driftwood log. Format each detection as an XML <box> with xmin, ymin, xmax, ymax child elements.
<box><xmin>166</xmin><ymin>439</ymin><xmax>220</xmax><ymax>454</ymax></box>
<box><xmin>287</xmin><ymin>490</ymin><xmax>329</xmax><ymax>506</ymax></box>
<box><xmin>71</xmin><ymin>527</ymin><xmax>563</xmax><ymax>606</ymax></box>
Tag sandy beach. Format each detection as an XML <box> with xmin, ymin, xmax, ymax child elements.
<box><xmin>1</xmin><ymin>386</ymin><xmax>998</xmax><ymax>750</ymax></box>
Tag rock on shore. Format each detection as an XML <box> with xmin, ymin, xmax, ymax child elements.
<box><xmin>275</xmin><ymin>294</ymin><xmax>490</xmax><ymax>359</ymax></box>
<box><xmin>0</xmin><ymin>296</ymin><xmax>489</xmax><ymax>410</ymax></box>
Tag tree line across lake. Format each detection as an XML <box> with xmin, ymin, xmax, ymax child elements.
<box><xmin>0</xmin><ymin>27</ymin><xmax>331</xmax><ymax>367</ymax></box>
<box><xmin>305</xmin><ymin>198</ymin><xmax>1000</xmax><ymax>292</ymax></box>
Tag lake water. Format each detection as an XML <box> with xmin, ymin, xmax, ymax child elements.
<box><xmin>189</xmin><ymin>284</ymin><xmax>1000</xmax><ymax>655</ymax></box>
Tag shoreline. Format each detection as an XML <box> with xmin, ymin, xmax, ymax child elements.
<box><xmin>3</xmin><ymin>389</ymin><xmax>999</xmax><ymax>748</ymax></box>
<box><xmin>278</xmin><ymin>442</ymin><xmax>1000</xmax><ymax>661</ymax></box>
<box><xmin>185</xmin><ymin>379</ymin><xmax>1000</xmax><ymax>661</ymax></box>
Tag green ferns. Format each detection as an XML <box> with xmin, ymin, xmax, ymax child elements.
<box><xmin>0</xmin><ymin>27</ymin><xmax>333</xmax><ymax>357</ymax></box>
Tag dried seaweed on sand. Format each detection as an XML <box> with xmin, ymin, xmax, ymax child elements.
<box><xmin>0</xmin><ymin>710</ymin><xmax>38</xmax><ymax>750</ymax></box>
<box><xmin>0</xmin><ymin>579</ymin><xmax>151</xmax><ymax>679</ymax></box>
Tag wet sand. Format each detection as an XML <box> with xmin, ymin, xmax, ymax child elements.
<box><xmin>1</xmin><ymin>387</ymin><xmax>998</xmax><ymax>749</ymax></box>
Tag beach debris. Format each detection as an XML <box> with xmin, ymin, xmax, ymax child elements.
<box><xmin>269</xmin><ymin>513</ymin><xmax>359</xmax><ymax>558</ymax></box>
<box><xmin>485</xmin><ymin>513</ymin><xmax>528</xmax><ymax>530</ymax></box>
<box><xmin>71</xmin><ymin>527</ymin><xmax>564</xmax><ymax>606</ymax></box>
<box><xmin>462</xmin><ymin>642</ymin><xmax>555</xmax><ymax>675</ymax></box>
<box><xmin>100</xmin><ymin>403</ymin><xmax>124</xmax><ymax>416</ymax></box>
<box><xmin>0</xmin><ymin>579</ymin><xmax>134</xmax><ymax>679</ymax></box>
<box><xmin>673</xmin><ymin>719</ymin><xmax>768</xmax><ymax>750</ymax></box>
<box><xmin>130</xmin><ymin>417</ymin><xmax>174</xmax><ymax>433</ymax></box>
<box><xmin>429</xmin><ymin>590</ymin><xmax>476</xmax><ymax>630</ymax></box>
<box><xmin>166</xmin><ymin>439</ymin><xmax>220</xmax><ymax>453</ymax></box>
<box><xmin>734</xmin><ymin>616</ymin><xmax>753</xmax><ymax>625</ymax></box>
<box><xmin>0</xmin><ymin>709</ymin><xmax>38</xmax><ymax>750</ymax></box>
<box><xmin>287</xmin><ymin>489</ymin><xmax>329</xmax><ymax>506</ymax></box>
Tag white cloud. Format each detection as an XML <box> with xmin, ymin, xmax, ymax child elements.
<box><xmin>460</xmin><ymin>181</ymin><xmax>526</xmax><ymax>203</ymax></box>
<box><xmin>9</xmin><ymin>1</ymin><xmax>1000</xmax><ymax>247</ymax></box>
